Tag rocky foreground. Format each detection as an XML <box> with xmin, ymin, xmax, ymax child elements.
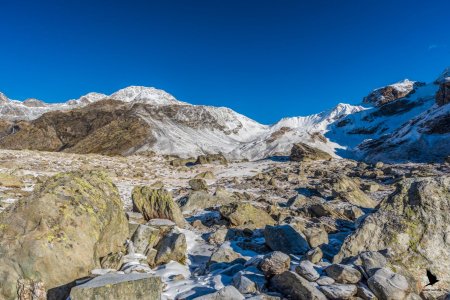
<box><xmin>0</xmin><ymin>146</ymin><xmax>449</xmax><ymax>300</ymax></box>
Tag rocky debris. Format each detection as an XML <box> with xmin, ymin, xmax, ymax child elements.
<box><xmin>219</xmin><ymin>202</ymin><xmax>276</xmax><ymax>229</ymax></box>
<box><xmin>70</xmin><ymin>273</ymin><xmax>162</xmax><ymax>300</ymax></box>
<box><xmin>289</xmin><ymin>217</ymin><xmax>329</xmax><ymax>248</ymax></box>
<box><xmin>131</xmin><ymin>186</ymin><xmax>185</xmax><ymax>227</ymax></box>
<box><xmin>306</xmin><ymin>247</ymin><xmax>323</xmax><ymax>264</ymax></box>
<box><xmin>319</xmin><ymin>283</ymin><xmax>357</xmax><ymax>299</ymax></box>
<box><xmin>270</xmin><ymin>271</ymin><xmax>327</xmax><ymax>300</ymax></box>
<box><xmin>232</xmin><ymin>267</ymin><xmax>266</xmax><ymax>293</ymax></box>
<box><xmin>209</xmin><ymin>242</ymin><xmax>244</xmax><ymax>265</ymax></box>
<box><xmin>286</xmin><ymin>194</ymin><xmax>308</xmax><ymax>208</ymax></box>
<box><xmin>189</xmin><ymin>178</ymin><xmax>208</xmax><ymax>191</ymax></box>
<box><xmin>195</xmin><ymin>153</ymin><xmax>228</xmax><ymax>165</ymax></box>
<box><xmin>290</xmin><ymin>142</ymin><xmax>333</xmax><ymax>162</ymax></box>
<box><xmin>436</xmin><ymin>78</ymin><xmax>450</xmax><ymax>106</ymax></box>
<box><xmin>259</xmin><ymin>251</ymin><xmax>291</xmax><ymax>277</ymax></box>
<box><xmin>0</xmin><ymin>173</ymin><xmax>23</xmax><ymax>188</ymax></box>
<box><xmin>17</xmin><ymin>279</ymin><xmax>46</xmax><ymax>300</ymax></box>
<box><xmin>296</xmin><ymin>260</ymin><xmax>321</xmax><ymax>281</ymax></box>
<box><xmin>264</xmin><ymin>224</ymin><xmax>310</xmax><ymax>254</ymax></box>
<box><xmin>367</xmin><ymin>268</ymin><xmax>409</xmax><ymax>300</ymax></box>
<box><xmin>180</xmin><ymin>190</ymin><xmax>235</xmax><ymax>212</ymax></box>
<box><xmin>319</xmin><ymin>174</ymin><xmax>377</xmax><ymax>208</ymax></box>
<box><xmin>0</xmin><ymin>171</ymin><xmax>128</xmax><ymax>300</ymax></box>
<box><xmin>193</xmin><ymin>286</ymin><xmax>244</xmax><ymax>300</ymax></box>
<box><xmin>335</xmin><ymin>176</ymin><xmax>450</xmax><ymax>292</ymax></box>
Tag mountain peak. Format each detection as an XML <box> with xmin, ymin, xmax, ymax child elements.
<box><xmin>110</xmin><ymin>86</ymin><xmax>186</xmax><ymax>105</ymax></box>
<box><xmin>0</xmin><ymin>92</ymin><xmax>9</xmax><ymax>103</ymax></box>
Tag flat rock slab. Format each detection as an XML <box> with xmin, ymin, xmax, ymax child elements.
<box><xmin>70</xmin><ymin>273</ymin><xmax>162</xmax><ymax>300</ymax></box>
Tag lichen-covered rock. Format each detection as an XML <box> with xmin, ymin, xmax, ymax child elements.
<box><xmin>154</xmin><ymin>230</ymin><xmax>187</xmax><ymax>265</ymax></box>
<box><xmin>70</xmin><ymin>273</ymin><xmax>162</xmax><ymax>300</ymax></box>
<box><xmin>290</xmin><ymin>142</ymin><xmax>332</xmax><ymax>162</ymax></box>
<box><xmin>180</xmin><ymin>190</ymin><xmax>234</xmax><ymax>212</ymax></box>
<box><xmin>195</xmin><ymin>171</ymin><xmax>215</xmax><ymax>179</ymax></box>
<box><xmin>259</xmin><ymin>251</ymin><xmax>291</xmax><ymax>277</ymax></box>
<box><xmin>0</xmin><ymin>171</ymin><xmax>128</xmax><ymax>300</ymax></box>
<box><xmin>0</xmin><ymin>172</ymin><xmax>23</xmax><ymax>188</ymax></box>
<box><xmin>325</xmin><ymin>264</ymin><xmax>362</xmax><ymax>284</ymax></box>
<box><xmin>195</xmin><ymin>153</ymin><xmax>228</xmax><ymax>165</ymax></box>
<box><xmin>334</xmin><ymin>176</ymin><xmax>450</xmax><ymax>292</ymax></box>
<box><xmin>189</xmin><ymin>178</ymin><xmax>208</xmax><ymax>191</ymax></box>
<box><xmin>132</xmin><ymin>186</ymin><xmax>185</xmax><ymax>227</ymax></box>
<box><xmin>219</xmin><ymin>203</ymin><xmax>275</xmax><ymax>229</ymax></box>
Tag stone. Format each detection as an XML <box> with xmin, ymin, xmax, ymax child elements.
<box><xmin>325</xmin><ymin>264</ymin><xmax>362</xmax><ymax>284</ymax></box>
<box><xmin>181</xmin><ymin>190</ymin><xmax>234</xmax><ymax>212</ymax></box>
<box><xmin>316</xmin><ymin>276</ymin><xmax>335</xmax><ymax>286</ymax></box>
<box><xmin>70</xmin><ymin>273</ymin><xmax>162</xmax><ymax>300</ymax></box>
<box><xmin>335</xmin><ymin>176</ymin><xmax>450</xmax><ymax>291</ymax></box>
<box><xmin>195</xmin><ymin>154</ymin><xmax>228</xmax><ymax>165</ymax></box>
<box><xmin>290</xmin><ymin>218</ymin><xmax>329</xmax><ymax>248</ymax></box>
<box><xmin>209</xmin><ymin>242</ymin><xmax>243</xmax><ymax>265</ymax></box>
<box><xmin>264</xmin><ymin>225</ymin><xmax>310</xmax><ymax>255</ymax></box>
<box><xmin>319</xmin><ymin>284</ymin><xmax>357</xmax><ymax>300</ymax></box>
<box><xmin>0</xmin><ymin>171</ymin><xmax>128</xmax><ymax>300</ymax></box>
<box><xmin>306</xmin><ymin>247</ymin><xmax>323</xmax><ymax>264</ymax></box>
<box><xmin>219</xmin><ymin>202</ymin><xmax>275</xmax><ymax>229</ymax></box>
<box><xmin>189</xmin><ymin>178</ymin><xmax>208</xmax><ymax>191</ymax></box>
<box><xmin>192</xmin><ymin>286</ymin><xmax>244</xmax><ymax>300</ymax></box>
<box><xmin>17</xmin><ymin>279</ymin><xmax>46</xmax><ymax>300</ymax></box>
<box><xmin>0</xmin><ymin>173</ymin><xmax>23</xmax><ymax>188</ymax></box>
<box><xmin>270</xmin><ymin>271</ymin><xmax>327</xmax><ymax>300</ymax></box>
<box><xmin>367</xmin><ymin>268</ymin><xmax>409</xmax><ymax>300</ymax></box>
<box><xmin>295</xmin><ymin>260</ymin><xmax>320</xmax><ymax>281</ymax></box>
<box><xmin>132</xmin><ymin>186</ymin><xmax>185</xmax><ymax>227</ymax></box>
<box><xmin>286</xmin><ymin>194</ymin><xmax>308</xmax><ymax>208</ymax></box>
<box><xmin>290</xmin><ymin>142</ymin><xmax>332</xmax><ymax>162</ymax></box>
<box><xmin>232</xmin><ymin>267</ymin><xmax>266</xmax><ymax>293</ymax></box>
<box><xmin>208</xmin><ymin>228</ymin><xmax>229</xmax><ymax>244</ymax></box>
<box><xmin>356</xmin><ymin>283</ymin><xmax>378</xmax><ymax>300</ymax></box>
<box><xmin>154</xmin><ymin>230</ymin><xmax>187</xmax><ymax>265</ymax></box>
<box><xmin>359</xmin><ymin>251</ymin><xmax>387</xmax><ymax>277</ymax></box>
<box><xmin>130</xmin><ymin>224</ymin><xmax>160</xmax><ymax>254</ymax></box>
<box><xmin>259</xmin><ymin>251</ymin><xmax>291</xmax><ymax>277</ymax></box>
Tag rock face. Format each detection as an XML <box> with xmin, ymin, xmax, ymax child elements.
<box><xmin>132</xmin><ymin>186</ymin><xmax>185</xmax><ymax>227</ymax></box>
<box><xmin>436</xmin><ymin>78</ymin><xmax>450</xmax><ymax>106</ymax></box>
<box><xmin>290</xmin><ymin>142</ymin><xmax>332</xmax><ymax>162</ymax></box>
<box><xmin>219</xmin><ymin>203</ymin><xmax>275</xmax><ymax>229</ymax></box>
<box><xmin>0</xmin><ymin>171</ymin><xmax>128</xmax><ymax>300</ymax></box>
<box><xmin>70</xmin><ymin>273</ymin><xmax>162</xmax><ymax>300</ymax></box>
<box><xmin>335</xmin><ymin>176</ymin><xmax>450</xmax><ymax>292</ymax></box>
<box><xmin>363</xmin><ymin>79</ymin><xmax>417</xmax><ymax>107</ymax></box>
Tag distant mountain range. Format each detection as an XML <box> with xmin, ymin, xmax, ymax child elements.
<box><xmin>0</xmin><ymin>68</ymin><xmax>449</xmax><ymax>162</ymax></box>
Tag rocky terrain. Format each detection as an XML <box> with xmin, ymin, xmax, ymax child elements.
<box><xmin>0</xmin><ymin>145</ymin><xmax>449</xmax><ymax>300</ymax></box>
<box><xmin>0</xmin><ymin>67</ymin><xmax>449</xmax><ymax>163</ymax></box>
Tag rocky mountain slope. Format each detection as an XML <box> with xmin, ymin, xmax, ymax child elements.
<box><xmin>0</xmin><ymin>68</ymin><xmax>449</xmax><ymax>162</ymax></box>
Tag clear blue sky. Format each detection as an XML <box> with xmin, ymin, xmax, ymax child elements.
<box><xmin>0</xmin><ymin>0</ymin><xmax>449</xmax><ymax>124</ymax></box>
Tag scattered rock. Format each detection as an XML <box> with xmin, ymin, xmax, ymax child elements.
<box><xmin>154</xmin><ymin>230</ymin><xmax>187</xmax><ymax>265</ymax></box>
<box><xmin>367</xmin><ymin>268</ymin><xmax>409</xmax><ymax>300</ymax></box>
<box><xmin>306</xmin><ymin>247</ymin><xmax>323</xmax><ymax>264</ymax></box>
<box><xmin>319</xmin><ymin>283</ymin><xmax>357</xmax><ymax>300</ymax></box>
<box><xmin>132</xmin><ymin>186</ymin><xmax>185</xmax><ymax>227</ymax></box>
<box><xmin>270</xmin><ymin>271</ymin><xmax>327</xmax><ymax>300</ymax></box>
<box><xmin>296</xmin><ymin>260</ymin><xmax>320</xmax><ymax>281</ymax></box>
<box><xmin>195</xmin><ymin>154</ymin><xmax>228</xmax><ymax>165</ymax></box>
<box><xmin>325</xmin><ymin>264</ymin><xmax>362</xmax><ymax>284</ymax></box>
<box><xmin>209</xmin><ymin>242</ymin><xmax>243</xmax><ymax>265</ymax></box>
<box><xmin>189</xmin><ymin>178</ymin><xmax>208</xmax><ymax>191</ymax></box>
<box><xmin>219</xmin><ymin>203</ymin><xmax>275</xmax><ymax>229</ymax></box>
<box><xmin>195</xmin><ymin>171</ymin><xmax>215</xmax><ymax>179</ymax></box>
<box><xmin>290</xmin><ymin>142</ymin><xmax>332</xmax><ymax>162</ymax></box>
<box><xmin>130</xmin><ymin>224</ymin><xmax>160</xmax><ymax>254</ymax></box>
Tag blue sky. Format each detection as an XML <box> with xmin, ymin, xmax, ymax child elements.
<box><xmin>0</xmin><ymin>0</ymin><xmax>449</xmax><ymax>124</ymax></box>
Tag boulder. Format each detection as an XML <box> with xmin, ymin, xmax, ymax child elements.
<box><xmin>154</xmin><ymin>230</ymin><xmax>187</xmax><ymax>265</ymax></box>
<box><xmin>335</xmin><ymin>176</ymin><xmax>450</xmax><ymax>292</ymax></box>
<box><xmin>325</xmin><ymin>264</ymin><xmax>362</xmax><ymax>284</ymax></box>
<box><xmin>319</xmin><ymin>284</ymin><xmax>357</xmax><ymax>300</ymax></box>
<box><xmin>264</xmin><ymin>225</ymin><xmax>310</xmax><ymax>255</ymax></box>
<box><xmin>306</xmin><ymin>247</ymin><xmax>323</xmax><ymax>264</ymax></box>
<box><xmin>193</xmin><ymin>286</ymin><xmax>244</xmax><ymax>300</ymax></box>
<box><xmin>259</xmin><ymin>251</ymin><xmax>291</xmax><ymax>277</ymax></box>
<box><xmin>290</xmin><ymin>143</ymin><xmax>332</xmax><ymax>162</ymax></box>
<box><xmin>359</xmin><ymin>251</ymin><xmax>387</xmax><ymax>277</ymax></box>
<box><xmin>295</xmin><ymin>260</ymin><xmax>320</xmax><ymax>282</ymax></box>
<box><xmin>130</xmin><ymin>224</ymin><xmax>160</xmax><ymax>255</ymax></box>
<box><xmin>180</xmin><ymin>190</ymin><xmax>234</xmax><ymax>212</ymax></box>
<box><xmin>70</xmin><ymin>273</ymin><xmax>162</xmax><ymax>300</ymax></box>
<box><xmin>219</xmin><ymin>203</ymin><xmax>275</xmax><ymax>229</ymax></box>
<box><xmin>232</xmin><ymin>267</ymin><xmax>266</xmax><ymax>293</ymax></box>
<box><xmin>209</xmin><ymin>242</ymin><xmax>244</xmax><ymax>265</ymax></box>
<box><xmin>289</xmin><ymin>217</ymin><xmax>328</xmax><ymax>248</ymax></box>
<box><xmin>0</xmin><ymin>171</ymin><xmax>128</xmax><ymax>300</ymax></box>
<box><xmin>367</xmin><ymin>268</ymin><xmax>409</xmax><ymax>300</ymax></box>
<box><xmin>195</xmin><ymin>171</ymin><xmax>215</xmax><ymax>179</ymax></box>
<box><xmin>131</xmin><ymin>186</ymin><xmax>185</xmax><ymax>227</ymax></box>
<box><xmin>270</xmin><ymin>271</ymin><xmax>327</xmax><ymax>300</ymax></box>
<box><xmin>195</xmin><ymin>154</ymin><xmax>228</xmax><ymax>165</ymax></box>
<box><xmin>189</xmin><ymin>178</ymin><xmax>208</xmax><ymax>191</ymax></box>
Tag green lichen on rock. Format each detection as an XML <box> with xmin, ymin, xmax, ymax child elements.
<box><xmin>219</xmin><ymin>202</ymin><xmax>276</xmax><ymax>229</ymax></box>
<box><xmin>132</xmin><ymin>186</ymin><xmax>185</xmax><ymax>227</ymax></box>
<box><xmin>0</xmin><ymin>171</ymin><xmax>128</xmax><ymax>300</ymax></box>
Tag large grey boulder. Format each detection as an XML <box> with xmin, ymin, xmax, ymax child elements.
<box><xmin>270</xmin><ymin>271</ymin><xmax>327</xmax><ymax>300</ymax></box>
<box><xmin>295</xmin><ymin>260</ymin><xmax>320</xmax><ymax>282</ymax></box>
<box><xmin>0</xmin><ymin>171</ymin><xmax>128</xmax><ymax>300</ymax></box>
<box><xmin>70</xmin><ymin>273</ymin><xmax>162</xmax><ymax>300</ymax></box>
<box><xmin>264</xmin><ymin>225</ymin><xmax>310</xmax><ymax>255</ymax></box>
<box><xmin>335</xmin><ymin>176</ymin><xmax>450</xmax><ymax>292</ymax></box>
<box><xmin>319</xmin><ymin>283</ymin><xmax>357</xmax><ymax>299</ymax></box>
<box><xmin>325</xmin><ymin>264</ymin><xmax>362</xmax><ymax>284</ymax></box>
<box><xmin>220</xmin><ymin>202</ymin><xmax>275</xmax><ymax>230</ymax></box>
<box><xmin>154</xmin><ymin>230</ymin><xmax>187</xmax><ymax>265</ymax></box>
<box><xmin>367</xmin><ymin>268</ymin><xmax>409</xmax><ymax>300</ymax></box>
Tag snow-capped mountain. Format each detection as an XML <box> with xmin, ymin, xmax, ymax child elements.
<box><xmin>0</xmin><ymin>67</ymin><xmax>449</xmax><ymax>162</ymax></box>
